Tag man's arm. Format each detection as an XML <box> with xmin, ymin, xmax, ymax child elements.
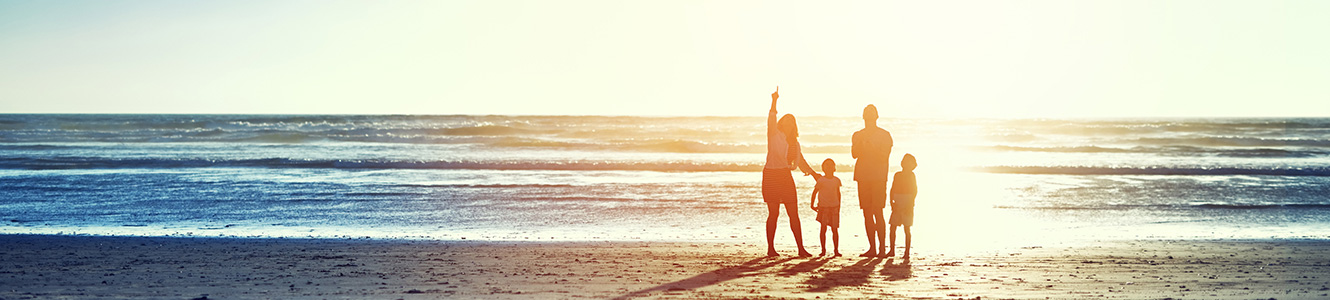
<box><xmin>850</xmin><ymin>132</ymin><xmax>860</xmax><ymax>159</ymax></box>
<box><xmin>880</xmin><ymin>131</ymin><xmax>893</xmax><ymax>160</ymax></box>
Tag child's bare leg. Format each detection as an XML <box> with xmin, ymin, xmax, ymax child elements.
<box><xmin>886</xmin><ymin>224</ymin><xmax>897</xmax><ymax>257</ymax></box>
<box><xmin>860</xmin><ymin>210</ymin><xmax>877</xmax><ymax>257</ymax></box>
<box><xmin>831</xmin><ymin>227</ymin><xmax>841</xmax><ymax>256</ymax></box>
<box><xmin>818</xmin><ymin>225</ymin><xmax>828</xmax><ymax>256</ymax></box>
<box><xmin>903</xmin><ymin>225</ymin><xmax>912</xmax><ymax>260</ymax></box>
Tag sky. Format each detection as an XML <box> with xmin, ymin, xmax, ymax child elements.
<box><xmin>1</xmin><ymin>0</ymin><xmax>1327</xmax><ymax>117</ymax></box>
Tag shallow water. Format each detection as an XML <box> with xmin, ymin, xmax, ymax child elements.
<box><xmin>1</xmin><ymin>115</ymin><xmax>1327</xmax><ymax>250</ymax></box>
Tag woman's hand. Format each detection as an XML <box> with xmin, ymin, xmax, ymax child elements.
<box><xmin>771</xmin><ymin>86</ymin><xmax>779</xmax><ymax>102</ymax></box>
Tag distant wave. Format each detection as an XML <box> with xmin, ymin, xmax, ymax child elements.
<box><xmin>1014</xmin><ymin>119</ymin><xmax>1330</xmax><ymax>136</ymax></box>
<box><xmin>980</xmin><ymin>166</ymin><xmax>1330</xmax><ymax>176</ymax></box>
<box><xmin>0</xmin><ymin>134</ymin><xmax>775</xmax><ymax>153</ymax></box>
<box><xmin>997</xmin><ymin>203</ymin><xmax>1330</xmax><ymax>210</ymax></box>
<box><xmin>5</xmin><ymin>115</ymin><xmax>1330</xmax><ymax>156</ymax></box>
<box><xmin>488</xmin><ymin>138</ymin><xmax>764</xmax><ymax>153</ymax></box>
<box><xmin>1133</xmin><ymin>136</ymin><xmax>1330</xmax><ymax>148</ymax></box>
<box><xmin>0</xmin><ymin>157</ymin><xmax>766</xmax><ymax>172</ymax></box>
<box><xmin>1197</xmin><ymin>147</ymin><xmax>1326</xmax><ymax>158</ymax></box>
<box><xmin>983</xmin><ymin>145</ymin><xmax>1326</xmax><ymax>158</ymax></box>
<box><xmin>396</xmin><ymin>183</ymin><xmax>581</xmax><ymax>188</ymax></box>
<box><xmin>985</xmin><ymin>145</ymin><xmax>1134</xmax><ymax>153</ymax></box>
<box><xmin>1194</xmin><ymin>203</ymin><xmax>1330</xmax><ymax>209</ymax></box>
<box><xmin>0</xmin><ymin>144</ymin><xmax>95</xmax><ymax>151</ymax></box>
<box><xmin>430</xmin><ymin>125</ymin><xmax>540</xmax><ymax>136</ymax></box>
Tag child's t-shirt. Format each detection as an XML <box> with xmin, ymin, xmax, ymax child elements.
<box><xmin>890</xmin><ymin>171</ymin><xmax>917</xmax><ymax>201</ymax></box>
<box><xmin>816</xmin><ymin>175</ymin><xmax>842</xmax><ymax>207</ymax></box>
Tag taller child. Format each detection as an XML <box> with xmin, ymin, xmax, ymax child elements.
<box><xmin>852</xmin><ymin>104</ymin><xmax>893</xmax><ymax>257</ymax></box>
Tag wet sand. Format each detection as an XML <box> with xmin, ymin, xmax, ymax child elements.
<box><xmin>1</xmin><ymin>234</ymin><xmax>1328</xmax><ymax>299</ymax></box>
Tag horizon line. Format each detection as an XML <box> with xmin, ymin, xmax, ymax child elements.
<box><xmin>1</xmin><ymin>112</ymin><xmax>1328</xmax><ymax>120</ymax></box>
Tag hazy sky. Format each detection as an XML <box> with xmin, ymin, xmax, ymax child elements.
<box><xmin>2</xmin><ymin>0</ymin><xmax>1327</xmax><ymax>117</ymax></box>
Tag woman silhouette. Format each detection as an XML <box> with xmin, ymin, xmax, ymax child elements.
<box><xmin>762</xmin><ymin>87</ymin><xmax>816</xmax><ymax>257</ymax></box>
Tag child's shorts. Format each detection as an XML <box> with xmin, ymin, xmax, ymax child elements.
<box><xmin>889</xmin><ymin>194</ymin><xmax>914</xmax><ymax>226</ymax></box>
<box><xmin>817</xmin><ymin>206</ymin><xmax>840</xmax><ymax>228</ymax></box>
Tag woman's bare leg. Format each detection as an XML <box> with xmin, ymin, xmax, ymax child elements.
<box><xmin>765</xmin><ymin>202</ymin><xmax>780</xmax><ymax>256</ymax></box>
<box><xmin>784</xmin><ymin>203</ymin><xmax>813</xmax><ymax>257</ymax></box>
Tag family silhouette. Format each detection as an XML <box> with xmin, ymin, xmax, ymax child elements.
<box><xmin>763</xmin><ymin>87</ymin><xmax>918</xmax><ymax>259</ymax></box>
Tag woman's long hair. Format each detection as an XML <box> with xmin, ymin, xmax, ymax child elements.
<box><xmin>777</xmin><ymin>114</ymin><xmax>798</xmax><ymax>140</ymax></box>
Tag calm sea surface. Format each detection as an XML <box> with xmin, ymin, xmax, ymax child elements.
<box><xmin>1</xmin><ymin>115</ymin><xmax>1327</xmax><ymax>249</ymax></box>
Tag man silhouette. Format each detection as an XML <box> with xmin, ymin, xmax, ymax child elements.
<box><xmin>852</xmin><ymin>104</ymin><xmax>892</xmax><ymax>257</ymax></box>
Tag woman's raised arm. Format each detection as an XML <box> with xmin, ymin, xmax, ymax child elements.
<box><xmin>768</xmin><ymin>87</ymin><xmax>779</xmax><ymax>131</ymax></box>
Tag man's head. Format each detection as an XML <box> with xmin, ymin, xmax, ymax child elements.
<box><xmin>863</xmin><ymin>104</ymin><xmax>879</xmax><ymax>126</ymax></box>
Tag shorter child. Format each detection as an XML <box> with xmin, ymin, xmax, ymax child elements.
<box><xmin>887</xmin><ymin>154</ymin><xmax>918</xmax><ymax>259</ymax></box>
<box><xmin>810</xmin><ymin>158</ymin><xmax>842</xmax><ymax>257</ymax></box>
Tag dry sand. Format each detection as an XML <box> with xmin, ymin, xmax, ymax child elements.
<box><xmin>1</xmin><ymin>234</ymin><xmax>1328</xmax><ymax>299</ymax></box>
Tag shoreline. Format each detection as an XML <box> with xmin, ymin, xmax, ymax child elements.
<box><xmin>3</xmin><ymin>234</ymin><xmax>1330</xmax><ymax>299</ymax></box>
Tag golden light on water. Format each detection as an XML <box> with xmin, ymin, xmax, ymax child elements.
<box><xmin>777</xmin><ymin>120</ymin><xmax>1060</xmax><ymax>255</ymax></box>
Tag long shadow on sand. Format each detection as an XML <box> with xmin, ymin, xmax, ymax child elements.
<box><xmin>803</xmin><ymin>257</ymin><xmax>883</xmax><ymax>292</ymax></box>
<box><xmin>610</xmin><ymin>256</ymin><xmax>795</xmax><ymax>300</ymax></box>
<box><xmin>776</xmin><ymin>257</ymin><xmax>833</xmax><ymax>277</ymax></box>
<box><xmin>880</xmin><ymin>258</ymin><xmax>913</xmax><ymax>281</ymax></box>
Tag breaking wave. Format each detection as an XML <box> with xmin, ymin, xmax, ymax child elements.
<box><xmin>0</xmin><ymin>157</ymin><xmax>766</xmax><ymax>172</ymax></box>
<box><xmin>980</xmin><ymin>165</ymin><xmax>1330</xmax><ymax>176</ymax></box>
<box><xmin>996</xmin><ymin>203</ymin><xmax>1330</xmax><ymax>210</ymax></box>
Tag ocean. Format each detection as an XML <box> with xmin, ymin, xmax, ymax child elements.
<box><xmin>1</xmin><ymin>114</ymin><xmax>1327</xmax><ymax>250</ymax></box>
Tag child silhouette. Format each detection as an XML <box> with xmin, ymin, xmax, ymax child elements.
<box><xmin>810</xmin><ymin>159</ymin><xmax>842</xmax><ymax>257</ymax></box>
<box><xmin>886</xmin><ymin>153</ymin><xmax>918</xmax><ymax>260</ymax></box>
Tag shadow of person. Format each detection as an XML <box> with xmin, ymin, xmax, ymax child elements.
<box><xmin>803</xmin><ymin>258</ymin><xmax>882</xmax><ymax>292</ymax></box>
<box><xmin>880</xmin><ymin>258</ymin><xmax>913</xmax><ymax>281</ymax></box>
<box><xmin>776</xmin><ymin>257</ymin><xmax>834</xmax><ymax>277</ymax></box>
<box><xmin>610</xmin><ymin>256</ymin><xmax>795</xmax><ymax>300</ymax></box>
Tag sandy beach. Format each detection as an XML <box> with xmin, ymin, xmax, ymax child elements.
<box><xmin>4</xmin><ymin>0</ymin><xmax>1329</xmax><ymax>299</ymax></box>
<box><xmin>1</xmin><ymin>235</ymin><xmax>1327</xmax><ymax>299</ymax></box>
